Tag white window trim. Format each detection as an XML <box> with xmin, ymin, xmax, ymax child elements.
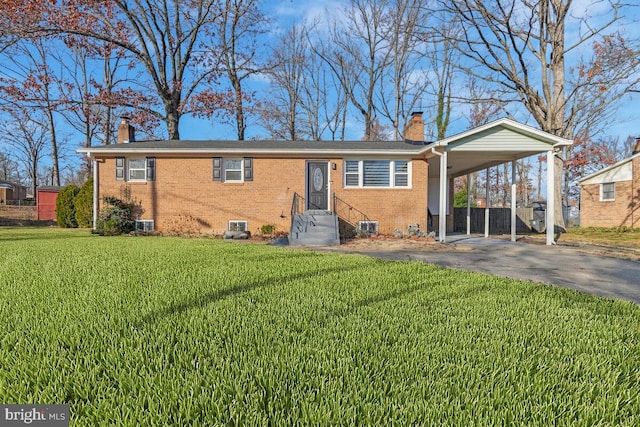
<box><xmin>128</xmin><ymin>158</ymin><xmax>147</xmax><ymax>182</ymax></box>
<box><xmin>600</xmin><ymin>182</ymin><xmax>615</xmax><ymax>201</ymax></box>
<box><xmin>228</xmin><ymin>220</ymin><xmax>248</xmax><ymax>231</ymax></box>
<box><xmin>343</xmin><ymin>160</ymin><xmax>411</xmax><ymax>188</ymax></box>
<box><xmin>224</xmin><ymin>159</ymin><xmax>244</xmax><ymax>183</ymax></box>
<box><xmin>134</xmin><ymin>220</ymin><xmax>154</xmax><ymax>232</ymax></box>
<box><xmin>358</xmin><ymin>220</ymin><xmax>379</xmax><ymax>235</ymax></box>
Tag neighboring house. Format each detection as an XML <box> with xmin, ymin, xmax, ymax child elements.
<box><xmin>78</xmin><ymin>114</ymin><xmax>571</xmax><ymax>245</ymax></box>
<box><xmin>579</xmin><ymin>141</ymin><xmax>640</xmax><ymax>228</ymax></box>
<box><xmin>0</xmin><ymin>181</ymin><xmax>27</xmax><ymax>204</ymax></box>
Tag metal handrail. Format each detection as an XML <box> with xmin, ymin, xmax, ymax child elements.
<box><xmin>332</xmin><ymin>193</ymin><xmax>370</xmax><ymax>226</ymax></box>
<box><xmin>291</xmin><ymin>192</ymin><xmax>305</xmax><ymax>229</ymax></box>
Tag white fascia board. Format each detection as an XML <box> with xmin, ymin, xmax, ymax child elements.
<box><xmin>578</xmin><ymin>153</ymin><xmax>639</xmax><ymax>183</ymax></box>
<box><xmin>76</xmin><ymin>147</ymin><xmax>422</xmax><ymax>157</ymax></box>
<box><xmin>433</xmin><ymin>118</ymin><xmax>573</xmax><ymax>148</ymax></box>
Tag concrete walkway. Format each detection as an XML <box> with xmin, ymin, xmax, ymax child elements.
<box><xmin>336</xmin><ymin>234</ymin><xmax>640</xmax><ymax>305</ymax></box>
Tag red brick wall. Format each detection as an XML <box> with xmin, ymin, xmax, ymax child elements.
<box><xmin>96</xmin><ymin>156</ymin><xmax>429</xmax><ymax>235</ymax></box>
<box><xmin>580</xmin><ymin>156</ymin><xmax>639</xmax><ymax>227</ymax></box>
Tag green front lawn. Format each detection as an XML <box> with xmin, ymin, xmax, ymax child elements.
<box><xmin>1</xmin><ymin>228</ymin><xmax>639</xmax><ymax>425</ymax></box>
<box><xmin>561</xmin><ymin>227</ymin><xmax>640</xmax><ymax>250</ymax></box>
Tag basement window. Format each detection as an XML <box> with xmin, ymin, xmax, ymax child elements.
<box><xmin>358</xmin><ymin>221</ymin><xmax>379</xmax><ymax>235</ymax></box>
<box><xmin>134</xmin><ymin>220</ymin><xmax>154</xmax><ymax>232</ymax></box>
<box><xmin>601</xmin><ymin>182</ymin><xmax>615</xmax><ymax>201</ymax></box>
<box><xmin>228</xmin><ymin>220</ymin><xmax>248</xmax><ymax>232</ymax></box>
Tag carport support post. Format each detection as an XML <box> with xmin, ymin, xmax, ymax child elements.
<box><xmin>546</xmin><ymin>150</ymin><xmax>555</xmax><ymax>245</ymax></box>
<box><xmin>466</xmin><ymin>173</ymin><xmax>471</xmax><ymax>235</ymax></box>
<box><xmin>439</xmin><ymin>150</ymin><xmax>448</xmax><ymax>243</ymax></box>
<box><xmin>511</xmin><ymin>160</ymin><xmax>517</xmax><ymax>242</ymax></box>
<box><xmin>484</xmin><ymin>168</ymin><xmax>490</xmax><ymax>238</ymax></box>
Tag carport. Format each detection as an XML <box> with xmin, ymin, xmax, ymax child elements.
<box><xmin>425</xmin><ymin>119</ymin><xmax>572</xmax><ymax>245</ymax></box>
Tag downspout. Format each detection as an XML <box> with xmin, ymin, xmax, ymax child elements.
<box><xmin>431</xmin><ymin>147</ymin><xmax>447</xmax><ymax>243</ymax></box>
<box><xmin>511</xmin><ymin>159</ymin><xmax>517</xmax><ymax>242</ymax></box>
<box><xmin>466</xmin><ymin>173</ymin><xmax>471</xmax><ymax>235</ymax></box>
<box><xmin>485</xmin><ymin>168</ymin><xmax>490</xmax><ymax>238</ymax></box>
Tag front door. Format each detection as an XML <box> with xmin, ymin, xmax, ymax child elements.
<box><xmin>307</xmin><ymin>162</ymin><xmax>329</xmax><ymax>210</ymax></box>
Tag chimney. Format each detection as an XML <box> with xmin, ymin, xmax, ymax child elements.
<box><xmin>404</xmin><ymin>111</ymin><xmax>424</xmax><ymax>143</ymax></box>
<box><xmin>117</xmin><ymin>117</ymin><xmax>136</xmax><ymax>144</ymax></box>
<box><xmin>633</xmin><ymin>137</ymin><xmax>640</xmax><ymax>155</ymax></box>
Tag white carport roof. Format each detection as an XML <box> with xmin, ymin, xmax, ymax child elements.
<box><xmin>423</xmin><ymin>118</ymin><xmax>572</xmax><ymax>246</ymax></box>
<box><xmin>425</xmin><ymin>118</ymin><xmax>572</xmax><ymax>179</ymax></box>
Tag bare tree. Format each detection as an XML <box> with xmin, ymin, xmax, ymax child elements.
<box><xmin>414</xmin><ymin>8</ymin><xmax>465</xmax><ymax>140</ymax></box>
<box><xmin>377</xmin><ymin>0</ymin><xmax>425</xmax><ymax>140</ymax></box>
<box><xmin>441</xmin><ymin>0</ymin><xmax>640</xmax><ymax>230</ymax></box>
<box><xmin>0</xmin><ymin>152</ymin><xmax>20</xmax><ymax>183</ymax></box>
<box><xmin>55</xmin><ymin>40</ymin><xmax>136</xmax><ymax>178</ymax></box>
<box><xmin>213</xmin><ymin>0</ymin><xmax>270</xmax><ymax>140</ymax></box>
<box><xmin>0</xmin><ymin>109</ymin><xmax>49</xmax><ymax>198</ymax></box>
<box><xmin>315</xmin><ymin>0</ymin><xmax>393</xmax><ymax>140</ymax></box>
<box><xmin>260</xmin><ymin>23</ymin><xmax>308</xmax><ymax>140</ymax></box>
<box><xmin>262</xmin><ymin>20</ymin><xmax>350</xmax><ymax>141</ymax></box>
<box><xmin>317</xmin><ymin>64</ymin><xmax>350</xmax><ymax>141</ymax></box>
<box><xmin>30</xmin><ymin>0</ymin><xmax>226</xmax><ymax>140</ymax></box>
<box><xmin>0</xmin><ymin>37</ymin><xmax>64</xmax><ymax>186</ymax></box>
<box><xmin>305</xmin><ymin>40</ymin><xmax>350</xmax><ymax>141</ymax></box>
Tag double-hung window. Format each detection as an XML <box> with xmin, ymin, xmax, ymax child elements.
<box><xmin>128</xmin><ymin>158</ymin><xmax>147</xmax><ymax>181</ymax></box>
<box><xmin>601</xmin><ymin>182</ymin><xmax>615</xmax><ymax>201</ymax></box>
<box><xmin>116</xmin><ymin>157</ymin><xmax>155</xmax><ymax>182</ymax></box>
<box><xmin>224</xmin><ymin>159</ymin><xmax>243</xmax><ymax>182</ymax></box>
<box><xmin>213</xmin><ymin>158</ymin><xmax>253</xmax><ymax>183</ymax></box>
<box><xmin>394</xmin><ymin>161</ymin><xmax>409</xmax><ymax>186</ymax></box>
<box><xmin>344</xmin><ymin>160</ymin><xmax>410</xmax><ymax>188</ymax></box>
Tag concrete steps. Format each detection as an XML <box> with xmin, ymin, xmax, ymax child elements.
<box><xmin>289</xmin><ymin>210</ymin><xmax>340</xmax><ymax>246</ymax></box>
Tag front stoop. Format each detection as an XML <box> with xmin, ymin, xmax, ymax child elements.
<box><xmin>289</xmin><ymin>210</ymin><xmax>340</xmax><ymax>246</ymax></box>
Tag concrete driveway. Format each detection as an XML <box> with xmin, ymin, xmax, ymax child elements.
<box><xmin>327</xmin><ymin>234</ymin><xmax>640</xmax><ymax>305</ymax></box>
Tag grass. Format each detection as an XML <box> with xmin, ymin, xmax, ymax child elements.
<box><xmin>1</xmin><ymin>227</ymin><xmax>639</xmax><ymax>426</ymax></box>
<box><xmin>560</xmin><ymin>227</ymin><xmax>640</xmax><ymax>250</ymax></box>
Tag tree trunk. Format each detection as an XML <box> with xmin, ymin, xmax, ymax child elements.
<box><xmin>233</xmin><ymin>82</ymin><xmax>245</xmax><ymax>140</ymax></box>
<box><xmin>45</xmin><ymin>105</ymin><xmax>60</xmax><ymax>186</ymax></box>
<box><xmin>165</xmin><ymin>99</ymin><xmax>181</xmax><ymax>140</ymax></box>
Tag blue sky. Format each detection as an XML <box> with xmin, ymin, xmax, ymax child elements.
<box><xmin>2</xmin><ymin>0</ymin><xmax>638</xmax><ymax>185</ymax></box>
<box><xmin>178</xmin><ymin>0</ymin><xmax>640</xmax><ymax>144</ymax></box>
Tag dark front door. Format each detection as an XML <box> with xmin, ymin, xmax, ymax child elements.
<box><xmin>307</xmin><ymin>162</ymin><xmax>329</xmax><ymax>210</ymax></box>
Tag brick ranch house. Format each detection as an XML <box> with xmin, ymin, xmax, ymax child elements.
<box><xmin>579</xmin><ymin>140</ymin><xmax>640</xmax><ymax>228</ymax></box>
<box><xmin>78</xmin><ymin>114</ymin><xmax>571</xmax><ymax>245</ymax></box>
<box><xmin>0</xmin><ymin>181</ymin><xmax>27</xmax><ymax>204</ymax></box>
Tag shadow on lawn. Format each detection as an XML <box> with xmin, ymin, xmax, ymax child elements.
<box><xmin>319</xmin><ymin>281</ymin><xmax>493</xmax><ymax>326</ymax></box>
<box><xmin>138</xmin><ymin>263</ymin><xmax>364</xmax><ymax>326</ymax></box>
<box><xmin>0</xmin><ymin>228</ymin><xmax>93</xmax><ymax>242</ymax></box>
